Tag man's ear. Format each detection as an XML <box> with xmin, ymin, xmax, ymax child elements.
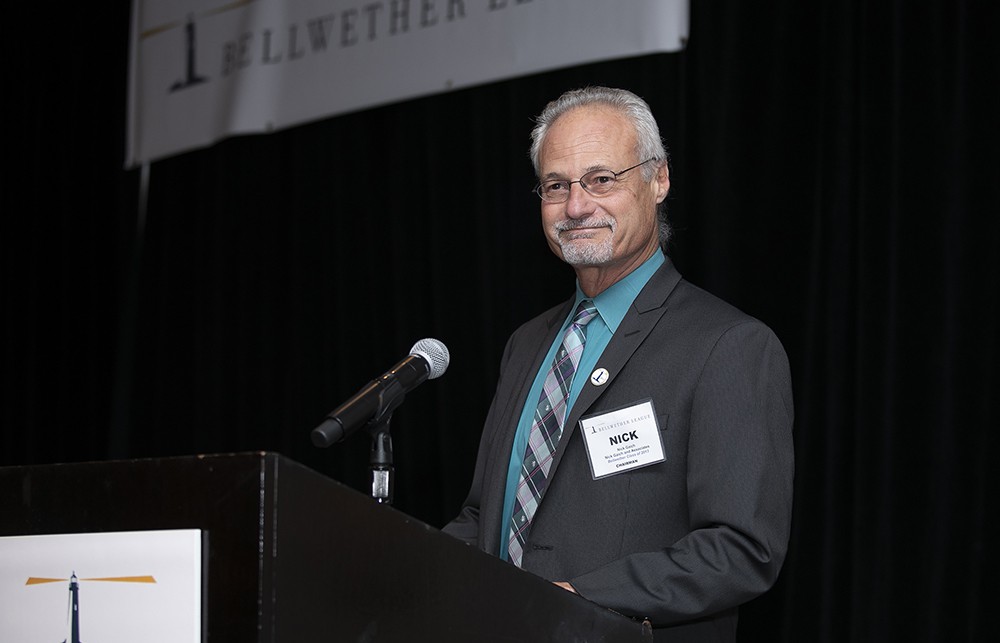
<box><xmin>654</xmin><ymin>163</ymin><xmax>670</xmax><ymax>204</ymax></box>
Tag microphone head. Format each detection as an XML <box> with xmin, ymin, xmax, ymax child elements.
<box><xmin>410</xmin><ymin>338</ymin><xmax>450</xmax><ymax>379</ymax></box>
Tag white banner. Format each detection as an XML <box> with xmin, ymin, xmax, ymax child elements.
<box><xmin>127</xmin><ymin>0</ymin><xmax>689</xmax><ymax>166</ymax></box>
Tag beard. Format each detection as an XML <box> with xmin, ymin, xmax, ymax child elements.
<box><xmin>553</xmin><ymin>215</ymin><xmax>616</xmax><ymax>265</ymax></box>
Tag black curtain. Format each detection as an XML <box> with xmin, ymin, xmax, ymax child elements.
<box><xmin>3</xmin><ymin>1</ymin><xmax>997</xmax><ymax>640</ymax></box>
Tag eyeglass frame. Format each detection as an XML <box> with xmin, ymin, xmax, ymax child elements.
<box><xmin>533</xmin><ymin>157</ymin><xmax>659</xmax><ymax>203</ymax></box>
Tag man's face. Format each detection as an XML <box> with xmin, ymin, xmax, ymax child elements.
<box><xmin>537</xmin><ymin>105</ymin><xmax>669</xmax><ymax>278</ymax></box>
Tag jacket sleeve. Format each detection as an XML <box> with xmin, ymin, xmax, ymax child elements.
<box><xmin>440</xmin><ymin>330</ymin><xmax>519</xmax><ymax>549</ymax></box>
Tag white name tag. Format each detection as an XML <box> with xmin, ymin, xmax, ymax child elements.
<box><xmin>579</xmin><ymin>399</ymin><xmax>666</xmax><ymax>479</ymax></box>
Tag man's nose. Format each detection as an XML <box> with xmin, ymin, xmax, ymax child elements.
<box><xmin>564</xmin><ymin>181</ymin><xmax>595</xmax><ymax>218</ymax></box>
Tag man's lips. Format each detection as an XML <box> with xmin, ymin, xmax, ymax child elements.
<box><xmin>560</xmin><ymin>225</ymin><xmax>607</xmax><ymax>239</ymax></box>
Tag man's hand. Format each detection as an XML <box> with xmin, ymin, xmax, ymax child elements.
<box><xmin>553</xmin><ymin>581</ymin><xmax>577</xmax><ymax>593</ymax></box>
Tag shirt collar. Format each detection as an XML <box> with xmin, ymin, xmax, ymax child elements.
<box><xmin>573</xmin><ymin>251</ymin><xmax>666</xmax><ymax>333</ymax></box>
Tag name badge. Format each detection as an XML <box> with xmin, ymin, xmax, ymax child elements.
<box><xmin>579</xmin><ymin>399</ymin><xmax>665</xmax><ymax>479</ymax></box>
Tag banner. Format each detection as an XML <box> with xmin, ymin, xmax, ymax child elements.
<box><xmin>127</xmin><ymin>0</ymin><xmax>689</xmax><ymax>166</ymax></box>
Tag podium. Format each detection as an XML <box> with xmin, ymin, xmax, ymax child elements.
<box><xmin>0</xmin><ymin>452</ymin><xmax>650</xmax><ymax>642</ymax></box>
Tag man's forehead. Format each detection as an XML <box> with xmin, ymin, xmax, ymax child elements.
<box><xmin>540</xmin><ymin>106</ymin><xmax>636</xmax><ymax>169</ymax></box>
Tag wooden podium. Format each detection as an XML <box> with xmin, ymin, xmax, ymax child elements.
<box><xmin>0</xmin><ymin>452</ymin><xmax>651</xmax><ymax>642</ymax></box>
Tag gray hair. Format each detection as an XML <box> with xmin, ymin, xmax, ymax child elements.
<box><xmin>529</xmin><ymin>86</ymin><xmax>672</xmax><ymax>247</ymax></box>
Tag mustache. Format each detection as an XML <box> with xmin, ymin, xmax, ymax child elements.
<box><xmin>555</xmin><ymin>215</ymin><xmax>615</xmax><ymax>232</ymax></box>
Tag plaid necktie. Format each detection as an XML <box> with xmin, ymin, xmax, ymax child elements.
<box><xmin>507</xmin><ymin>300</ymin><xmax>599</xmax><ymax>567</ymax></box>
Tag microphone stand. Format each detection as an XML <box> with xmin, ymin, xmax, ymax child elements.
<box><xmin>363</xmin><ymin>384</ymin><xmax>407</xmax><ymax>505</ymax></box>
<box><xmin>368</xmin><ymin>416</ymin><xmax>394</xmax><ymax>505</ymax></box>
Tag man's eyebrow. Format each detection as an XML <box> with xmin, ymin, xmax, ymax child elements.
<box><xmin>541</xmin><ymin>164</ymin><xmax>608</xmax><ymax>180</ymax></box>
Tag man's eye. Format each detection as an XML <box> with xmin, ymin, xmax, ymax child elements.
<box><xmin>590</xmin><ymin>173</ymin><xmax>615</xmax><ymax>185</ymax></box>
<box><xmin>545</xmin><ymin>181</ymin><xmax>567</xmax><ymax>192</ymax></box>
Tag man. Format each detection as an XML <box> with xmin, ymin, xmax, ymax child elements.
<box><xmin>443</xmin><ymin>86</ymin><xmax>794</xmax><ymax>642</ymax></box>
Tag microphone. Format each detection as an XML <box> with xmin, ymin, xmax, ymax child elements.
<box><xmin>311</xmin><ymin>338</ymin><xmax>450</xmax><ymax>447</ymax></box>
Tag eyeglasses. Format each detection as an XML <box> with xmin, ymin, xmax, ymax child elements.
<box><xmin>534</xmin><ymin>157</ymin><xmax>658</xmax><ymax>203</ymax></box>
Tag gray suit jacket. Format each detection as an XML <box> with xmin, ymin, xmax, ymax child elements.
<box><xmin>444</xmin><ymin>257</ymin><xmax>794</xmax><ymax>642</ymax></box>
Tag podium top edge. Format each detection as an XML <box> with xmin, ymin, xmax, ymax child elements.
<box><xmin>0</xmin><ymin>451</ymin><xmax>291</xmax><ymax>471</ymax></box>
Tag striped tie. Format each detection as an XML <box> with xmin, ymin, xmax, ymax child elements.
<box><xmin>507</xmin><ymin>300</ymin><xmax>599</xmax><ymax>568</ymax></box>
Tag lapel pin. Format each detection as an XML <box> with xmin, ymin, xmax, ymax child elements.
<box><xmin>590</xmin><ymin>368</ymin><xmax>610</xmax><ymax>386</ymax></box>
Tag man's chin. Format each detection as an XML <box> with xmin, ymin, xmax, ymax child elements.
<box><xmin>559</xmin><ymin>241</ymin><xmax>613</xmax><ymax>266</ymax></box>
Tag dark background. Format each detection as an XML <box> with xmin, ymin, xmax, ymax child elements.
<box><xmin>3</xmin><ymin>1</ymin><xmax>997</xmax><ymax>640</ymax></box>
